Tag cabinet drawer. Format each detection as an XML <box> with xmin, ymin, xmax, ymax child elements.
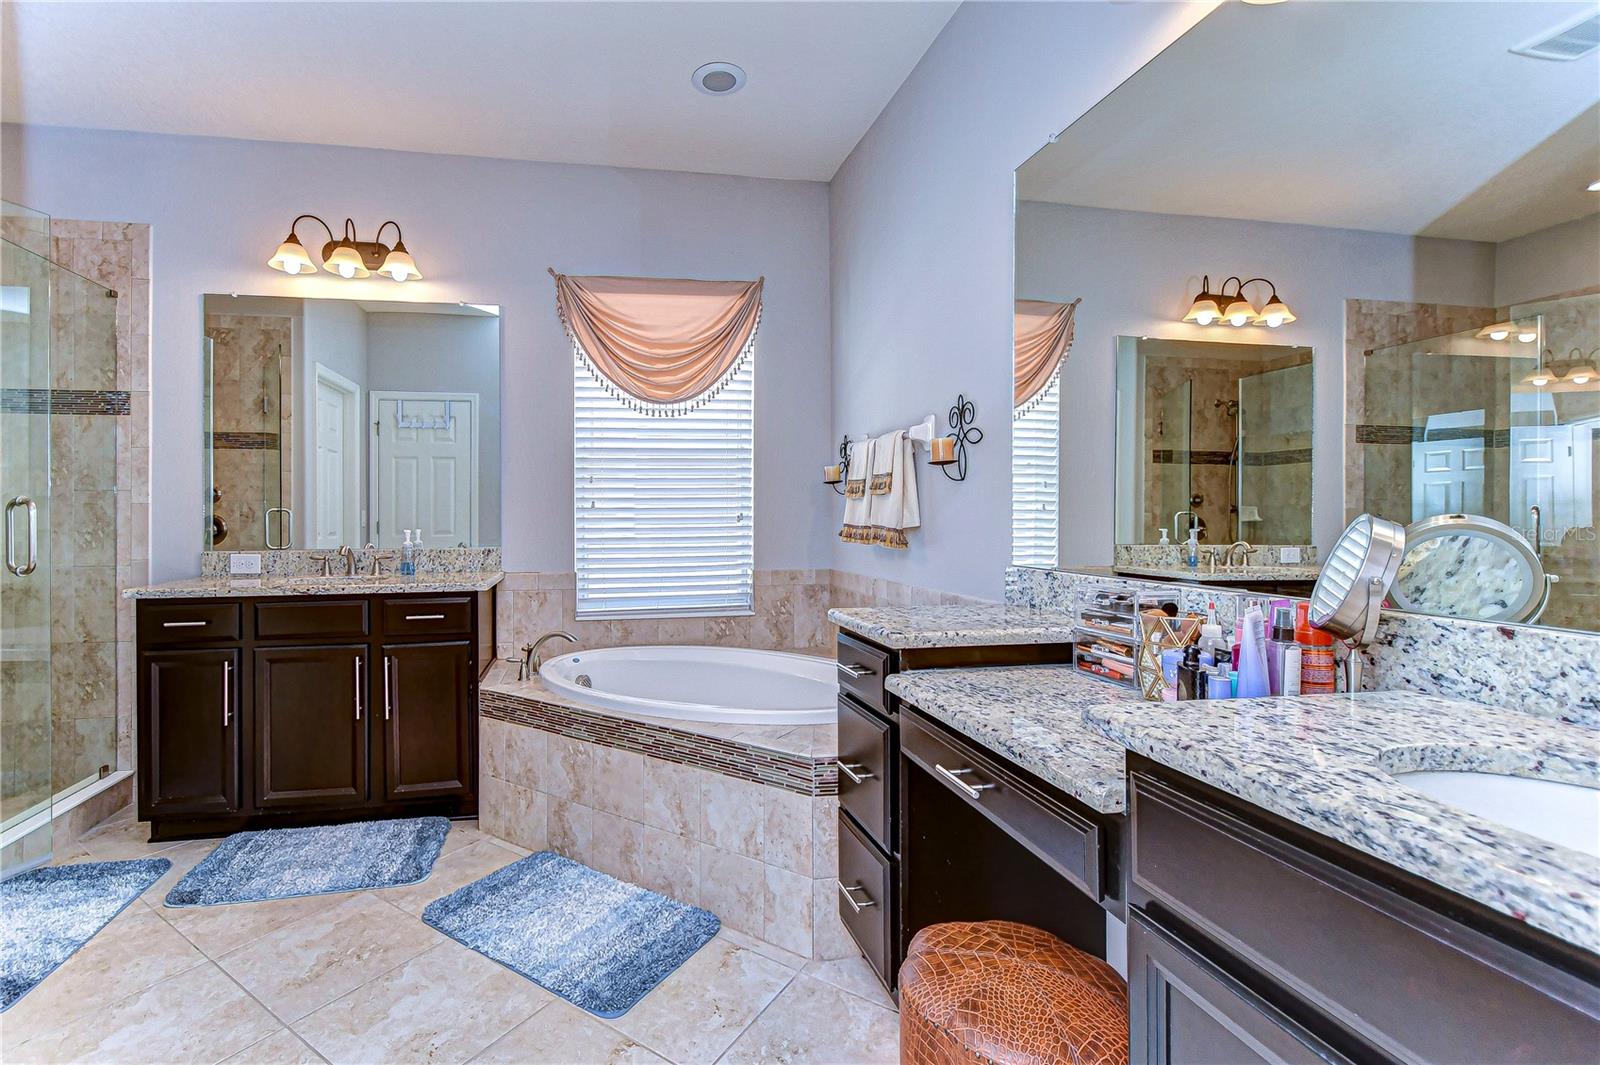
<box><xmin>837</xmin><ymin>695</ymin><xmax>892</xmax><ymax>851</ymax></box>
<box><xmin>838</xmin><ymin>810</ymin><xmax>894</xmax><ymax>988</ymax></box>
<box><xmin>902</xmin><ymin>710</ymin><xmax>1101</xmax><ymax>899</ymax></box>
<box><xmin>255</xmin><ymin>599</ymin><xmax>369</xmax><ymax>639</ymax></box>
<box><xmin>836</xmin><ymin>634</ymin><xmax>890</xmax><ymax>714</ymax></box>
<box><xmin>1130</xmin><ymin>771</ymin><xmax>1600</xmax><ymax>1064</ymax></box>
<box><xmin>381</xmin><ymin>596</ymin><xmax>473</xmax><ymax>637</ymax></box>
<box><xmin>140</xmin><ymin>601</ymin><xmax>241</xmax><ymax>644</ymax></box>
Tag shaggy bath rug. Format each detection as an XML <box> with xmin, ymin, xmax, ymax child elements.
<box><xmin>164</xmin><ymin>816</ymin><xmax>449</xmax><ymax>907</ymax></box>
<box><xmin>2</xmin><ymin>858</ymin><xmax>171</xmax><ymax>1011</ymax></box>
<box><xmin>422</xmin><ymin>851</ymin><xmax>720</xmax><ymax>1017</ymax></box>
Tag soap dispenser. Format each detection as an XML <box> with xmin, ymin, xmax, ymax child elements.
<box><xmin>1158</xmin><ymin>528</ymin><xmax>1171</xmax><ymax>547</ymax></box>
<box><xmin>400</xmin><ymin>530</ymin><xmax>415</xmax><ymax>577</ymax></box>
<box><xmin>1185</xmin><ymin>527</ymin><xmax>1200</xmax><ymax>569</ymax></box>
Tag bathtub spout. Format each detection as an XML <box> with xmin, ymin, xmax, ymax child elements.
<box><xmin>522</xmin><ymin>630</ymin><xmax>579</xmax><ymax>680</ymax></box>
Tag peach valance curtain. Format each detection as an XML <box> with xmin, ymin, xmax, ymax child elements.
<box><xmin>550</xmin><ymin>269</ymin><xmax>764</xmax><ymax>415</ymax></box>
<box><xmin>1014</xmin><ymin>298</ymin><xmax>1080</xmax><ymax>413</ymax></box>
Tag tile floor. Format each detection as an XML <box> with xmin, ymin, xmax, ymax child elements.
<box><xmin>3</xmin><ymin>807</ymin><xmax>900</xmax><ymax>1065</ymax></box>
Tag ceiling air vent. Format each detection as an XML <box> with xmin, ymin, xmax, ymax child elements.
<box><xmin>1510</xmin><ymin>13</ymin><xmax>1600</xmax><ymax>61</ymax></box>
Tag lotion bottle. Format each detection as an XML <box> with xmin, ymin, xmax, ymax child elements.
<box><xmin>1234</xmin><ymin>606</ymin><xmax>1271</xmax><ymax>699</ymax></box>
<box><xmin>400</xmin><ymin>530</ymin><xmax>415</xmax><ymax>577</ymax></box>
<box><xmin>1185</xmin><ymin>527</ymin><xmax>1200</xmax><ymax>569</ymax></box>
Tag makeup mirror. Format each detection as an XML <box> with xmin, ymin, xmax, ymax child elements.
<box><xmin>1309</xmin><ymin>514</ymin><xmax>1406</xmax><ymax>690</ymax></box>
<box><xmin>1391</xmin><ymin>513</ymin><xmax>1552</xmax><ymax>624</ymax></box>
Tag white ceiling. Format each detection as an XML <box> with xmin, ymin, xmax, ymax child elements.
<box><xmin>1018</xmin><ymin>1</ymin><xmax>1600</xmax><ymax>243</ymax></box>
<box><xmin>1</xmin><ymin>1</ymin><xmax>958</xmax><ymax>182</ymax></box>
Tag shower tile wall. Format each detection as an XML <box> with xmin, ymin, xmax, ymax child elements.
<box><xmin>204</xmin><ymin>314</ymin><xmax>290</xmax><ymax>552</ymax></box>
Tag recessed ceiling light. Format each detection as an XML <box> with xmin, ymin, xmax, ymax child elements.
<box><xmin>692</xmin><ymin>62</ymin><xmax>746</xmax><ymax>96</ymax></box>
<box><xmin>1589</xmin><ymin>180</ymin><xmax>1600</xmax><ymax>192</ymax></box>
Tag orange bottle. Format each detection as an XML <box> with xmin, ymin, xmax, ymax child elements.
<box><xmin>1295</xmin><ymin>601</ymin><xmax>1337</xmax><ymax>694</ymax></box>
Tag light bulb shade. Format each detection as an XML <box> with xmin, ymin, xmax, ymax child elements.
<box><xmin>1183</xmin><ymin>293</ymin><xmax>1223</xmax><ymax>324</ymax></box>
<box><xmin>378</xmin><ymin>241</ymin><xmax>422</xmax><ymax>282</ymax></box>
<box><xmin>1521</xmin><ymin>369</ymin><xmax>1553</xmax><ymax>387</ymax></box>
<box><xmin>1220</xmin><ymin>295</ymin><xmax>1255</xmax><ymax>326</ymax></box>
<box><xmin>1477</xmin><ymin>322</ymin><xmax>1514</xmax><ymax>341</ymax></box>
<box><xmin>1254</xmin><ymin>296</ymin><xmax>1296</xmax><ymax>327</ymax></box>
<box><xmin>1565</xmin><ymin>363</ymin><xmax>1597</xmax><ymax>385</ymax></box>
<box><xmin>323</xmin><ymin>243</ymin><xmax>371</xmax><ymax>279</ymax></box>
<box><xmin>267</xmin><ymin>233</ymin><xmax>317</xmax><ymax>275</ymax></box>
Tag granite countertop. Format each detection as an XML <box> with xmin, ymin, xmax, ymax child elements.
<box><xmin>828</xmin><ymin>605</ymin><xmax>1076</xmax><ymax>649</ymax></box>
<box><xmin>123</xmin><ymin>571</ymin><xmax>504</xmax><ymax>599</ymax></box>
<box><xmin>1097</xmin><ymin>564</ymin><xmax>1323</xmax><ymax>583</ymax></box>
<box><xmin>1084</xmin><ymin>691</ymin><xmax>1600</xmax><ymax>953</ymax></box>
<box><xmin>885</xmin><ymin>666</ymin><xmax>1143</xmax><ymax>813</ymax></box>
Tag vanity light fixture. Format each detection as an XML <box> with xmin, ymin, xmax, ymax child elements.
<box><xmin>1182</xmin><ymin>275</ymin><xmax>1295</xmax><ymax>328</ymax></box>
<box><xmin>266</xmin><ymin>215</ymin><xmax>424</xmax><ymax>282</ymax></box>
<box><xmin>1181</xmin><ymin>276</ymin><xmax>1224</xmax><ymax>325</ymax></box>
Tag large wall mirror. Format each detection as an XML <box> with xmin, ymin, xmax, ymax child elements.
<box><xmin>1012</xmin><ymin>0</ymin><xmax>1599</xmax><ymax>633</ymax></box>
<box><xmin>203</xmin><ymin>295</ymin><xmax>501</xmax><ymax>551</ymax></box>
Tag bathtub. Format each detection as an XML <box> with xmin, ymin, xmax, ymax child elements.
<box><xmin>538</xmin><ymin>645</ymin><xmax>837</xmax><ymax>724</ymax></box>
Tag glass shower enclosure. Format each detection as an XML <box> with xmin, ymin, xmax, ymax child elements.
<box><xmin>1</xmin><ymin>200</ymin><xmax>121</xmax><ymax>875</ymax></box>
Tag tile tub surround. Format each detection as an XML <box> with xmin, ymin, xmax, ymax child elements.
<box><xmin>827</xmin><ymin>605</ymin><xmax>1075</xmax><ymax>650</ymax></box>
<box><xmin>200</xmin><ymin>546</ymin><xmax>501</xmax><ymax>577</ymax></box>
<box><xmin>1007</xmin><ymin>565</ymin><xmax>1600</xmax><ymax>727</ymax></box>
<box><xmin>477</xmin><ymin>667</ymin><xmax>852</xmax><ymax>961</ymax></box>
<box><xmin>885</xmin><ymin>667</ymin><xmax>1143</xmax><ymax>813</ymax></box>
<box><xmin>1084</xmin><ymin>691</ymin><xmax>1600</xmax><ymax>954</ymax></box>
<box><xmin>123</xmin><ymin>571</ymin><xmax>504</xmax><ymax>599</ymax></box>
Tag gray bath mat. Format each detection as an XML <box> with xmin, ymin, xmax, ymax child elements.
<box><xmin>422</xmin><ymin>851</ymin><xmax>719</xmax><ymax>1017</ymax></box>
<box><xmin>2</xmin><ymin>858</ymin><xmax>172</xmax><ymax>1012</ymax></box>
<box><xmin>165</xmin><ymin>816</ymin><xmax>449</xmax><ymax>907</ymax></box>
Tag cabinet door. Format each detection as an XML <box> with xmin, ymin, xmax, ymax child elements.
<box><xmin>1129</xmin><ymin>911</ymin><xmax>1351</xmax><ymax>1065</ymax></box>
<box><xmin>141</xmin><ymin>649</ymin><xmax>240</xmax><ymax>816</ymax></box>
<box><xmin>379</xmin><ymin>641</ymin><xmax>472</xmax><ymax>801</ymax></box>
<box><xmin>254</xmin><ymin>645</ymin><xmax>369</xmax><ymax>808</ymax></box>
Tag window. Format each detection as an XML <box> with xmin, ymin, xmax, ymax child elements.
<box><xmin>574</xmin><ymin>354</ymin><xmax>755</xmax><ymax>617</ymax></box>
<box><xmin>1011</xmin><ymin>374</ymin><xmax>1060</xmax><ymax>568</ymax></box>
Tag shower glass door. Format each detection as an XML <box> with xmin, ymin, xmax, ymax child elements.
<box><xmin>1157</xmin><ymin>380</ymin><xmax>1194</xmax><ymax>541</ymax></box>
<box><xmin>1</xmin><ymin>202</ymin><xmax>54</xmax><ymax>873</ymax></box>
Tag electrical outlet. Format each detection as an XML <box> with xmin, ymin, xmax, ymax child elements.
<box><xmin>229</xmin><ymin>552</ymin><xmax>262</xmax><ymax>575</ymax></box>
<box><xmin>1280</xmin><ymin>546</ymin><xmax>1303</xmax><ymax>564</ymax></box>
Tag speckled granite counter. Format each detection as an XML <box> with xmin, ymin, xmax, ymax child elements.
<box><xmin>1084</xmin><ymin>691</ymin><xmax>1600</xmax><ymax>953</ymax></box>
<box><xmin>885</xmin><ymin>666</ymin><xmax>1142</xmax><ymax>813</ymax></box>
<box><xmin>828</xmin><ymin>605</ymin><xmax>1075</xmax><ymax>649</ymax></box>
<box><xmin>124</xmin><ymin>572</ymin><xmax>503</xmax><ymax>598</ymax></box>
<box><xmin>1109</xmin><ymin>563</ymin><xmax>1322</xmax><ymax>583</ymax></box>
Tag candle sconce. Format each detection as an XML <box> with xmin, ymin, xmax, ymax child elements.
<box><xmin>931</xmin><ymin>394</ymin><xmax>982</xmax><ymax>482</ymax></box>
<box><xmin>823</xmin><ymin>436</ymin><xmax>851</xmax><ymax>494</ymax></box>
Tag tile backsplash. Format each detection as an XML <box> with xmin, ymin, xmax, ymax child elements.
<box><xmin>201</xmin><ymin>547</ymin><xmax>501</xmax><ymax>577</ymax></box>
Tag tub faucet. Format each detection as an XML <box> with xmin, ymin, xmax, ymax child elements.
<box><xmin>520</xmin><ymin>630</ymin><xmax>578</xmax><ymax>681</ymax></box>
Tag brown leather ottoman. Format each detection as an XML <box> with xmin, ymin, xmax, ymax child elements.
<box><xmin>899</xmin><ymin>920</ymin><xmax>1129</xmax><ymax>1065</ymax></box>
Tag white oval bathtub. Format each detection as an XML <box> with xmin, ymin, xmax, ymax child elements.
<box><xmin>538</xmin><ymin>645</ymin><xmax>836</xmax><ymax>724</ymax></box>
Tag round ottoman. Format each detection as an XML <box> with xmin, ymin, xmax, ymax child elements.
<box><xmin>899</xmin><ymin>920</ymin><xmax>1129</xmax><ymax>1065</ymax></box>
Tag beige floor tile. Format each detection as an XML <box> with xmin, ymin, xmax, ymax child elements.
<box><xmin>717</xmin><ymin>974</ymin><xmax>900</xmax><ymax>1065</ymax></box>
<box><xmin>293</xmin><ymin>940</ymin><xmax>549</xmax><ymax>1065</ymax></box>
<box><xmin>76</xmin><ymin>816</ymin><xmax>186</xmax><ymax>860</ymax></box>
<box><xmin>216</xmin><ymin>894</ymin><xmax>443</xmax><ymax>1021</ymax></box>
<box><xmin>801</xmin><ymin>955</ymin><xmax>896</xmax><ymax>1010</ymax></box>
<box><xmin>46</xmin><ymin>842</ymin><xmax>94</xmax><ymax>866</ymax></box>
<box><xmin>380</xmin><ymin>839</ymin><xmax>523</xmax><ymax>915</ymax></box>
<box><xmin>137</xmin><ymin>837</ymin><xmax>219</xmax><ymax>906</ymax></box>
<box><xmin>222</xmin><ymin>1026</ymin><xmax>328</xmax><ymax>1064</ymax></box>
<box><xmin>608</xmin><ymin>939</ymin><xmax>794</xmax><ymax>1065</ymax></box>
<box><xmin>439</xmin><ymin>818</ymin><xmax>489</xmax><ymax>856</ymax></box>
<box><xmin>7</xmin><ymin>961</ymin><xmax>279</xmax><ymax>1065</ymax></box>
<box><xmin>473</xmin><ymin>1000</ymin><xmax>668</xmax><ymax>1064</ymax></box>
<box><xmin>0</xmin><ymin>906</ymin><xmax>208</xmax><ymax>1045</ymax></box>
<box><xmin>163</xmin><ymin>888</ymin><xmax>349</xmax><ymax>957</ymax></box>
<box><xmin>715</xmin><ymin>927</ymin><xmax>809</xmax><ymax>971</ymax></box>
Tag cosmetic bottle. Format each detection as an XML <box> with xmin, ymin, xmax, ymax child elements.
<box><xmin>1283</xmin><ymin>643</ymin><xmax>1302</xmax><ymax>696</ymax></box>
<box><xmin>1234</xmin><ymin>606</ymin><xmax>1271</xmax><ymax>699</ymax></box>
<box><xmin>1176</xmin><ymin>644</ymin><xmax>1203</xmax><ymax>701</ymax></box>
<box><xmin>1185</xmin><ymin>527</ymin><xmax>1200</xmax><ymax>569</ymax></box>
<box><xmin>400</xmin><ymin>530</ymin><xmax>416</xmax><ymax>577</ymax></box>
<box><xmin>1296</xmin><ymin>602</ymin><xmax>1336</xmax><ymax>693</ymax></box>
<box><xmin>1266</xmin><ymin>605</ymin><xmax>1295</xmax><ymax>695</ymax></box>
<box><xmin>1206</xmin><ymin>666</ymin><xmax>1233</xmax><ymax>699</ymax></box>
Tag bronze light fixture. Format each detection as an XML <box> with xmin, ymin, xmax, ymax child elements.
<box><xmin>268</xmin><ymin>215</ymin><xmax>423</xmax><ymax>282</ymax></box>
<box><xmin>1182</xmin><ymin>275</ymin><xmax>1295</xmax><ymax>328</ymax></box>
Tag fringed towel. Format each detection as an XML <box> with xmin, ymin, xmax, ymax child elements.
<box><xmin>842</xmin><ymin>431</ymin><xmax>920</xmax><ymax>549</ymax></box>
<box><xmin>841</xmin><ymin>436</ymin><xmax>873</xmax><ymax>537</ymax></box>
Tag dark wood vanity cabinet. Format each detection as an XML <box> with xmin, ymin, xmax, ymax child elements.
<box><xmin>1126</xmin><ymin>758</ymin><xmax>1600</xmax><ymax>1064</ymax></box>
<box><xmin>137</xmin><ymin>588</ymin><xmax>494</xmax><ymax>840</ymax></box>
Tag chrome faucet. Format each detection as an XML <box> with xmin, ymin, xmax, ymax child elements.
<box><xmin>520</xmin><ymin>630</ymin><xmax>578</xmax><ymax>681</ymax></box>
<box><xmin>1225</xmin><ymin>540</ymin><xmax>1254</xmax><ymax>570</ymax></box>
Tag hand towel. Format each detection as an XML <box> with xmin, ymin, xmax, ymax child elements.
<box><xmin>840</xmin><ymin>436</ymin><xmax>874</xmax><ymax>543</ymax></box>
<box><xmin>869</xmin><ymin>429</ymin><xmax>896</xmax><ymax>496</ymax></box>
<box><xmin>842</xmin><ymin>431</ymin><xmax>920</xmax><ymax>549</ymax></box>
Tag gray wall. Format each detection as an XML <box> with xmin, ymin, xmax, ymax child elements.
<box><xmin>827</xmin><ymin>1</ymin><xmax>1213</xmax><ymax>599</ymax></box>
<box><xmin>1494</xmin><ymin>214</ymin><xmax>1600</xmax><ymax>307</ymax></box>
<box><xmin>3</xmin><ymin>124</ymin><xmax>833</xmax><ymax>581</ymax></box>
<box><xmin>1016</xmin><ymin>202</ymin><xmax>1497</xmax><ymax>561</ymax></box>
<box><xmin>365</xmin><ymin>312</ymin><xmax>502</xmax><ymax>543</ymax></box>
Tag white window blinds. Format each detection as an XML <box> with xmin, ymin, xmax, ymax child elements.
<box><xmin>574</xmin><ymin>353</ymin><xmax>755</xmax><ymax>618</ymax></box>
<box><xmin>1011</xmin><ymin>374</ymin><xmax>1060</xmax><ymax>568</ymax></box>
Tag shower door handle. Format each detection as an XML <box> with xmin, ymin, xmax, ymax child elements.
<box><xmin>5</xmin><ymin>496</ymin><xmax>38</xmax><ymax>576</ymax></box>
<box><xmin>265</xmin><ymin>507</ymin><xmax>293</xmax><ymax>550</ymax></box>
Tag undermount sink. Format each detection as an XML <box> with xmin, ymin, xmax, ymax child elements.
<box><xmin>1389</xmin><ymin>770</ymin><xmax>1600</xmax><ymax>859</ymax></box>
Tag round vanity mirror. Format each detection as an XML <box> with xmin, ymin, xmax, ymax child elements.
<box><xmin>1308</xmin><ymin>514</ymin><xmax>1405</xmax><ymax>691</ymax></box>
<box><xmin>1390</xmin><ymin>514</ymin><xmax>1550</xmax><ymax>624</ymax></box>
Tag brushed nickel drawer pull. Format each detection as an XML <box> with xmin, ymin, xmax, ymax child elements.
<box><xmin>837</xmin><ymin>880</ymin><xmax>876</xmax><ymax>913</ymax></box>
<box><xmin>838</xmin><ymin>663</ymin><xmax>874</xmax><ymax>678</ymax></box>
<box><xmin>354</xmin><ymin>656</ymin><xmax>363</xmax><ymax>720</ymax></box>
<box><xmin>404</xmin><ymin>613</ymin><xmax>446</xmax><ymax>621</ymax></box>
<box><xmin>221</xmin><ymin>660</ymin><xmax>232</xmax><ymax>727</ymax></box>
<box><xmin>934</xmin><ymin>763</ymin><xmax>994</xmax><ymax>800</ymax></box>
<box><xmin>384</xmin><ymin>655</ymin><xmax>395</xmax><ymax>721</ymax></box>
<box><xmin>836</xmin><ymin>761</ymin><xmax>874</xmax><ymax>785</ymax></box>
<box><xmin>162</xmin><ymin>620</ymin><xmax>208</xmax><ymax>628</ymax></box>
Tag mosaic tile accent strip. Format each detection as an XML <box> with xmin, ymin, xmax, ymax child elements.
<box><xmin>1241</xmin><ymin>447</ymin><xmax>1313</xmax><ymax>467</ymax></box>
<box><xmin>479</xmin><ymin>690</ymin><xmax>837</xmax><ymax>797</ymax></box>
<box><xmin>211</xmin><ymin>431</ymin><xmax>280</xmax><ymax>450</ymax></box>
<box><xmin>1152</xmin><ymin>447</ymin><xmax>1313</xmax><ymax>466</ymax></box>
<box><xmin>0</xmin><ymin>388</ymin><xmax>130</xmax><ymax>415</ymax></box>
<box><xmin>1355</xmin><ymin>423</ymin><xmax>1513</xmax><ymax>447</ymax></box>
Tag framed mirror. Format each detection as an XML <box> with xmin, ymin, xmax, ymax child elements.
<box><xmin>1011</xmin><ymin>0</ymin><xmax>1598</xmax><ymax>633</ymax></box>
<box><xmin>203</xmin><ymin>295</ymin><xmax>502</xmax><ymax>551</ymax></box>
